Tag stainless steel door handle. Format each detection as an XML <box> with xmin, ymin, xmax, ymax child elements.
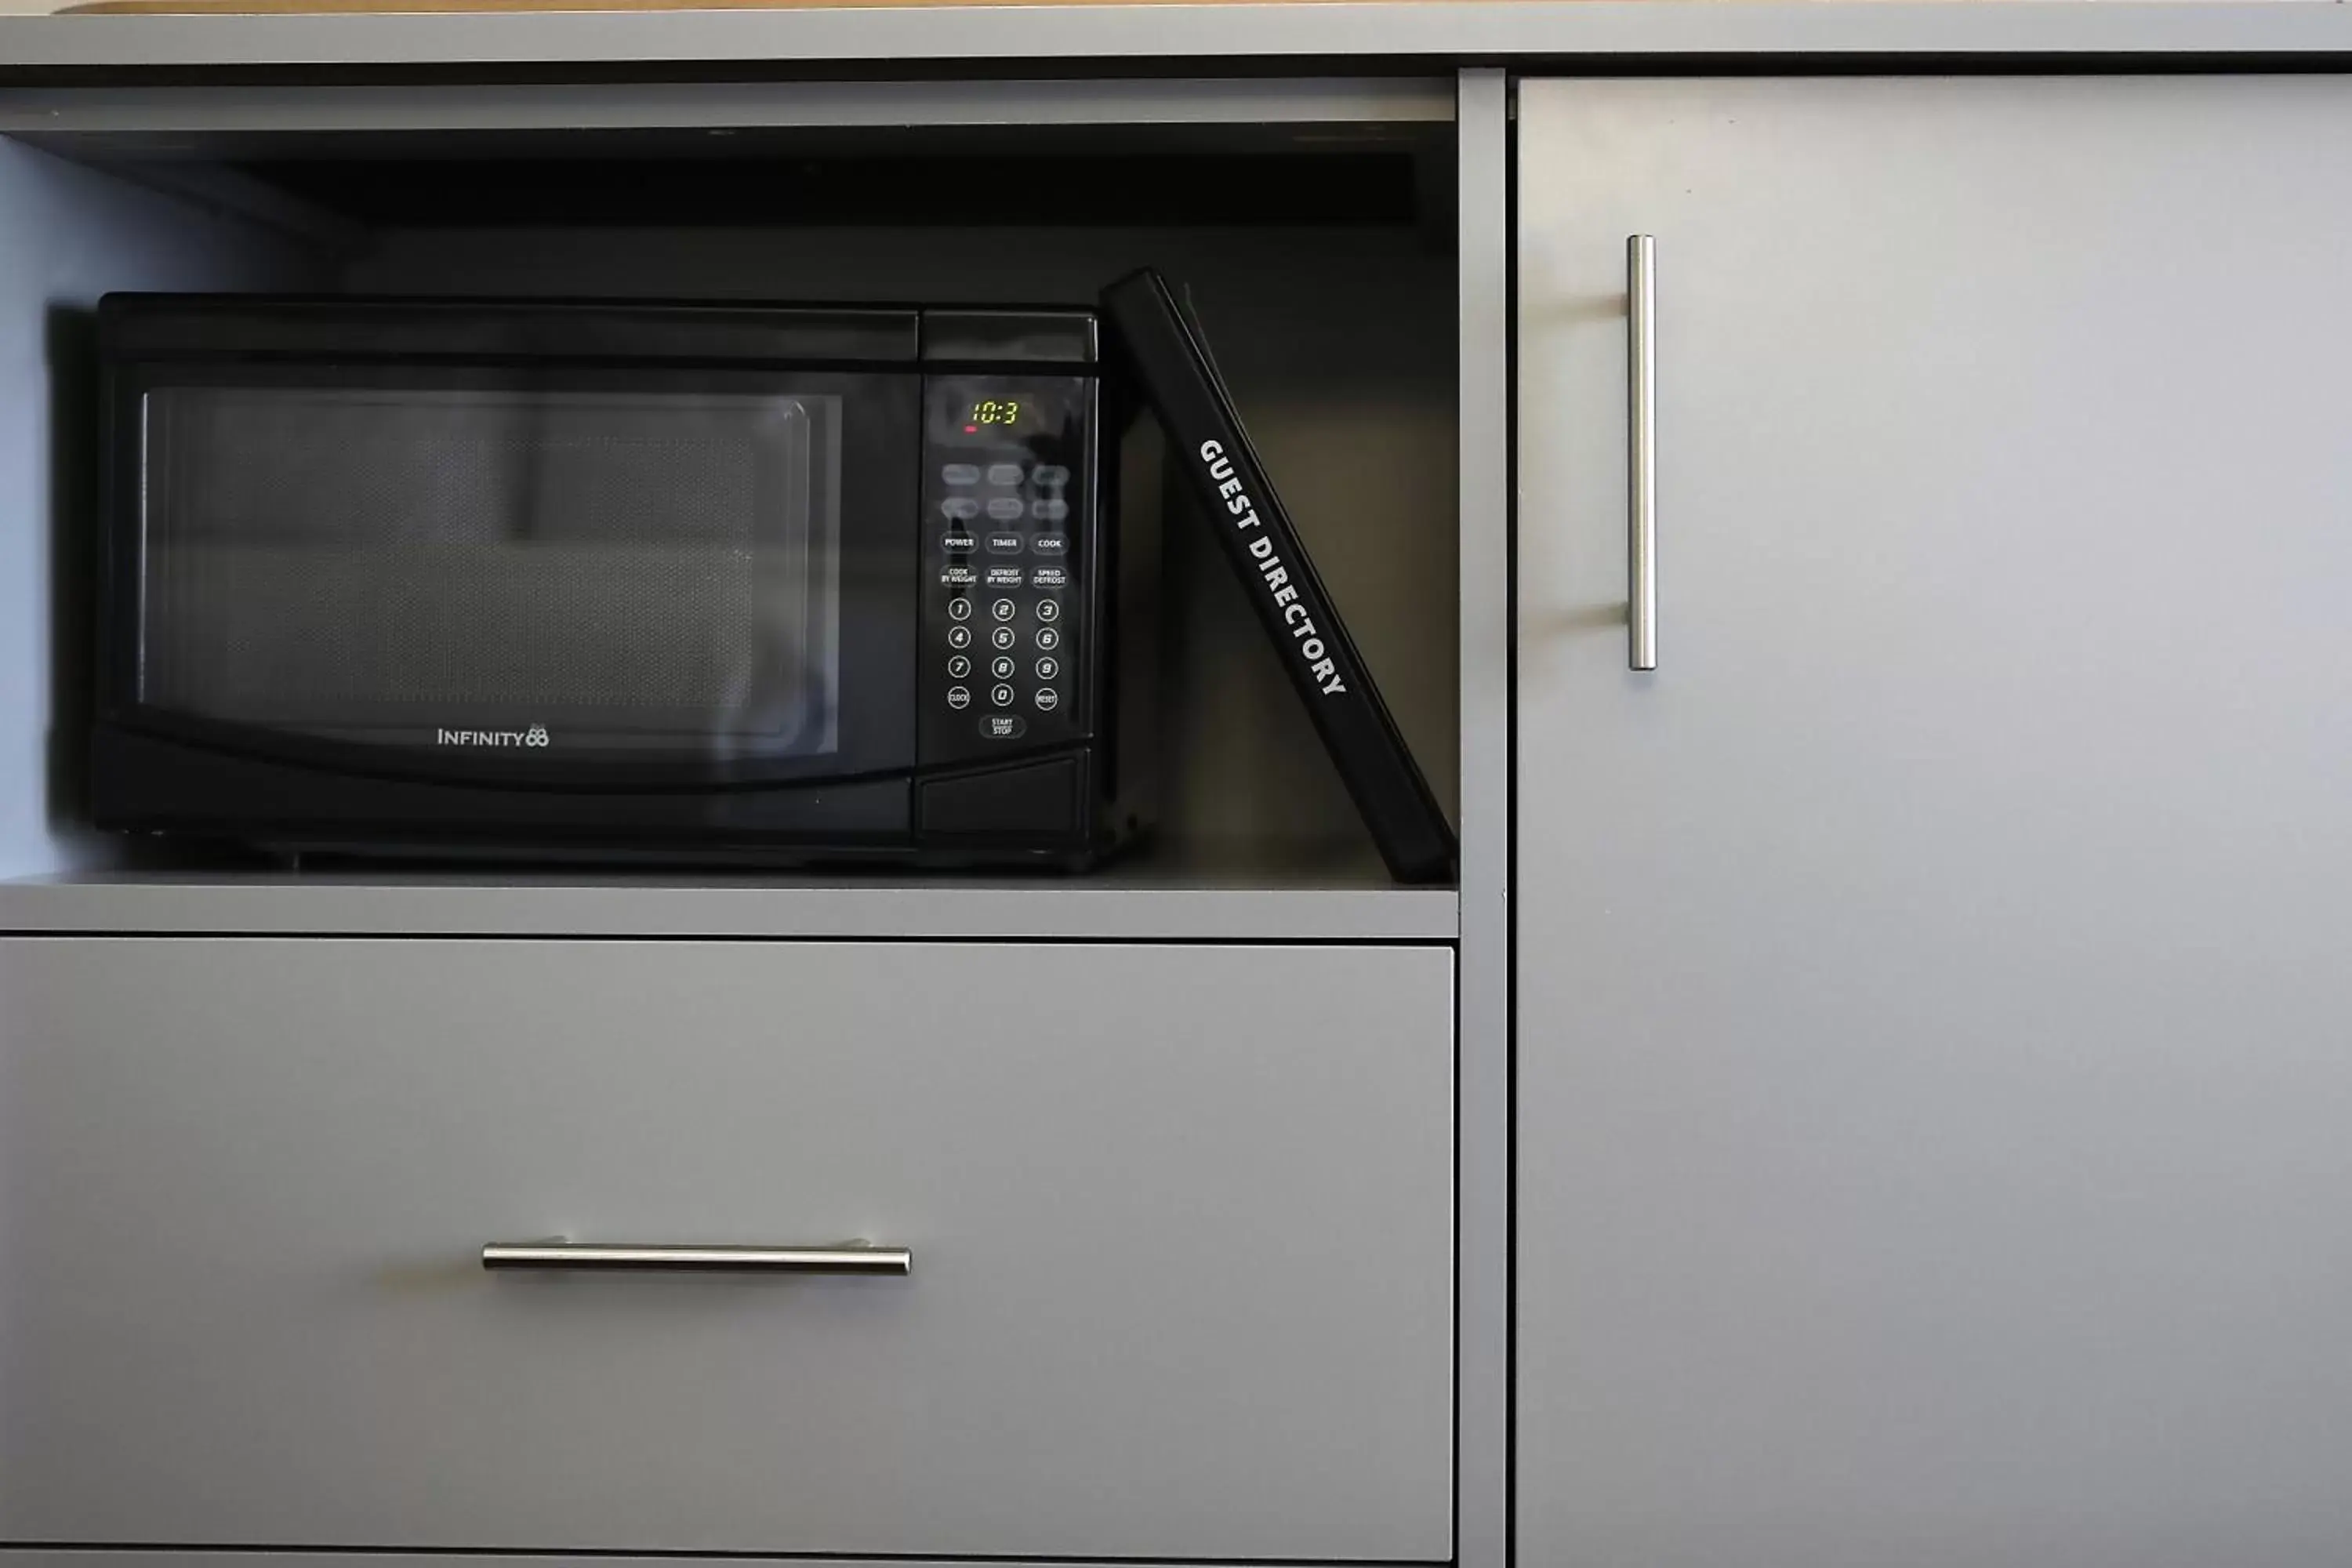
<box><xmin>481</xmin><ymin>1239</ymin><xmax>913</xmax><ymax>1276</ymax></box>
<box><xmin>1627</xmin><ymin>233</ymin><xmax>1658</xmax><ymax>672</ymax></box>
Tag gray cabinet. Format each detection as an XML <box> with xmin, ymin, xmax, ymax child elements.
<box><xmin>1516</xmin><ymin>76</ymin><xmax>2352</xmax><ymax>1568</ymax></box>
<box><xmin>0</xmin><ymin>938</ymin><xmax>1453</xmax><ymax>1563</ymax></box>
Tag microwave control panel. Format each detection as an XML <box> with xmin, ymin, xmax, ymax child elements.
<box><xmin>920</xmin><ymin>373</ymin><xmax>1094</xmax><ymax>767</ymax></box>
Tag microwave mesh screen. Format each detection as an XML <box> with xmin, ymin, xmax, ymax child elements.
<box><xmin>137</xmin><ymin>387</ymin><xmax>842</xmax><ymax>757</ymax></box>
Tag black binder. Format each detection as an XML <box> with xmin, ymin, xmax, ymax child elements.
<box><xmin>1104</xmin><ymin>268</ymin><xmax>1457</xmax><ymax>885</ymax></box>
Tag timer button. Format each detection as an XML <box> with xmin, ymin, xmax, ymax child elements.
<box><xmin>940</xmin><ymin>496</ymin><xmax>981</xmax><ymax>521</ymax></box>
<box><xmin>986</xmin><ymin>533</ymin><xmax>1023</xmax><ymax>555</ymax></box>
<box><xmin>942</xmin><ymin>463</ymin><xmax>981</xmax><ymax>487</ymax></box>
<box><xmin>985</xmin><ymin>495</ymin><xmax>1025</xmax><ymax>522</ymax></box>
<box><xmin>1032</xmin><ymin>499</ymin><xmax>1070</xmax><ymax>523</ymax></box>
<box><xmin>985</xmin><ymin>463</ymin><xmax>1025</xmax><ymax>488</ymax></box>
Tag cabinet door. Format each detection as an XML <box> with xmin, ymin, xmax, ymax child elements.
<box><xmin>0</xmin><ymin>938</ymin><xmax>1452</xmax><ymax>1563</ymax></box>
<box><xmin>1517</xmin><ymin>77</ymin><xmax>2352</xmax><ymax>1568</ymax></box>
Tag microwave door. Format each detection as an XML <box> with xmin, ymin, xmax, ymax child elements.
<box><xmin>114</xmin><ymin>365</ymin><xmax>920</xmax><ymax>791</ymax></box>
<box><xmin>1101</xmin><ymin>268</ymin><xmax>1456</xmax><ymax>884</ymax></box>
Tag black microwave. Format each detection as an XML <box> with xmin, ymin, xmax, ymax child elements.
<box><xmin>90</xmin><ymin>295</ymin><xmax>1150</xmax><ymax>866</ymax></box>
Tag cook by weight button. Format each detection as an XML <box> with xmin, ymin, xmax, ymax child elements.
<box><xmin>985</xmin><ymin>496</ymin><xmax>1025</xmax><ymax>522</ymax></box>
<box><xmin>1032</xmin><ymin>499</ymin><xmax>1070</xmax><ymax>523</ymax></box>
<box><xmin>946</xmin><ymin>596</ymin><xmax>972</xmax><ymax>621</ymax></box>
<box><xmin>986</xmin><ymin>463</ymin><xmax>1025</xmax><ymax>487</ymax></box>
<box><xmin>1034</xmin><ymin>688</ymin><xmax>1060</xmax><ymax>713</ymax></box>
<box><xmin>939</xmin><ymin>564</ymin><xmax>976</xmax><ymax>588</ymax></box>
<box><xmin>947</xmin><ymin>625</ymin><xmax>973</xmax><ymax>649</ymax></box>
<box><xmin>1035</xmin><ymin>599</ymin><xmax>1062</xmax><ymax>622</ymax></box>
<box><xmin>940</xmin><ymin>496</ymin><xmax>982</xmax><ymax>521</ymax></box>
<box><xmin>986</xmin><ymin>533</ymin><xmax>1023</xmax><ymax>555</ymax></box>
<box><xmin>989</xmin><ymin>683</ymin><xmax>1016</xmax><ymax>709</ymax></box>
<box><xmin>1033</xmin><ymin>464</ymin><xmax>1070</xmax><ymax>488</ymax></box>
<box><xmin>946</xmin><ymin>685</ymin><xmax>971</xmax><ymax>711</ymax></box>
<box><xmin>979</xmin><ymin>713</ymin><xmax>1027</xmax><ymax>741</ymax></box>
<box><xmin>948</xmin><ymin>655</ymin><xmax>972</xmax><ymax>679</ymax></box>
<box><xmin>1031</xmin><ymin>533</ymin><xmax>1069</xmax><ymax>556</ymax></box>
<box><xmin>1034</xmin><ymin>625</ymin><xmax>1061</xmax><ymax>652</ymax></box>
<box><xmin>942</xmin><ymin>463</ymin><xmax>982</xmax><ymax>486</ymax></box>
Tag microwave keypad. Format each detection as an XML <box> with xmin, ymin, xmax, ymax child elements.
<box><xmin>922</xmin><ymin>376</ymin><xmax>1090</xmax><ymax>764</ymax></box>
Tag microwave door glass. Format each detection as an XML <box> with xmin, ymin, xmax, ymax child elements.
<box><xmin>136</xmin><ymin>385</ymin><xmax>843</xmax><ymax>762</ymax></box>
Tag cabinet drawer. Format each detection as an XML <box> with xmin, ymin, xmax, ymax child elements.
<box><xmin>0</xmin><ymin>938</ymin><xmax>1453</xmax><ymax>1563</ymax></box>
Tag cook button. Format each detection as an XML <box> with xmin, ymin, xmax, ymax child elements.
<box><xmin>979</xmin><ymin>713</ymin><xmax>1028</xmax><ymax>740</ymax></box>
<box><xmin>1031</xmin><ymin>533</ymin><xmax>1069</xmax><ymax>555</ymax></box>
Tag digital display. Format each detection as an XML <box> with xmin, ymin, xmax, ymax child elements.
<box><xmin>931</xmin><ymin>377</ymin><xmax>1083</xmax><ymax>449</ymax></box>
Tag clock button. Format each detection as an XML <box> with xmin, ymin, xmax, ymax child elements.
<box><xmin>946</xmin><ymin>685</ymin><xmax>971</xmax><ymax>711</ymax></box>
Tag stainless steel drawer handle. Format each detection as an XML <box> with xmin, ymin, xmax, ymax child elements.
<box><xmin>481</xmin><ymin>1240</ymin><xmax>913</xmax><ymax>1276</ymax></box>
<box><xmin>1627</xmin><ymin>233</ymin><xmax>1659</xmax><ymax>672</ymax></box>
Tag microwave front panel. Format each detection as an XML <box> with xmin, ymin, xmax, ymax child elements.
<box><xmin>111</xmin><ymin>364</ymin><xmax>920</xmax><ymax>790</ymax></box>
<box><xmin>919</xmin><ymin>372</ymin><xmax>1098</xmax><ymax>769</ymax></box>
